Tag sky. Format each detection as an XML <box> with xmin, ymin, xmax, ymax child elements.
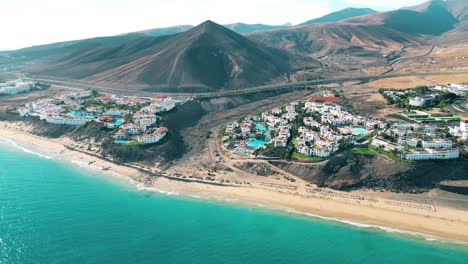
<box><xmin>0</xmin><ymin>0</ymin><xmax>428</xmax><ymax>50</ymax></box>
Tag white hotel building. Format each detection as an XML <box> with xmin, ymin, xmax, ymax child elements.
<box><xmin>449</xmin><ymin>120</ymin><xmax>468</xmax><ymax>141</ymax></box>
<box><xmin>404</xmin><ymin>149</ymin><xmax>460</xmax><ymax>161</ymax></box>
<box><xmin>0</xmin><ymin>80</ymin><xmax>32</xmax><ymax>95</ymax></box>
<box><xmin>421</xmin><ymin>139</ymin><xmax>453</xmax><ymax>149</ymax></box>
<box><xmin>45</xmin><ymin>116</ymin><xmax>89</xmax><ymax>126</ymax></box>
<box><xmin>136</xmin><ymin>127</ymin><xmax>168</xmax><ymax>144</ymax></box>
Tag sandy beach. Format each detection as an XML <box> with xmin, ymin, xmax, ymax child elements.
<box><xmin>1</xmin><ymin>121</ymin><xmax>468</xmax><ymax>243</ymax></box>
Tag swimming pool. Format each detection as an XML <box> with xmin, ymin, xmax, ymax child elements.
<box><xmin>247</xmin><ymin>135</ymin><xmax>269</xmax><ymax>148</ymax></box>
<box><xmin>114</xmin><ymin>140</ymin><xmax>129</xmax><ymax>145</ymax></box>
<box><xmin>111</xmin><ymin>118</ymin><xmax>124</xmax><ymax>126</ymax></box>
<box><xmin>247</xmin><ymin>139</ymin><xmax>267</xmax><ymax>148</ymax></box>
<box><xmin>69</xmin><ymin>111</ymin><xmax>97</xmax><ymax>119</ymax></box>
<box><xmin>256</xmin><ymin>124</ymin><xmax>267</xmax><ymax>131</ymax></box>
<box><xmin>352</xmin><ymin>128</ymin><xmax>368</xmax><ymax>135</ymax></box>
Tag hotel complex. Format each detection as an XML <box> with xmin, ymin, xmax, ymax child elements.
<box><xmin>224</xmin><ymin>92</ymin><xmax>465</xmax><ymax>162</ymax></box>
<box><xmin>0</xmin><ymin>80</ymin><xmax>32</xmax><ymax>95</ymax></box>
<box><xmin>15</xmin><ymin>90</ymin><xmax>182</xmax><ymax>145</ymax></box>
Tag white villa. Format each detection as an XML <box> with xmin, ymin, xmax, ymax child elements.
<box><xmin>136</xmin><ymin>127</ymin><xmax>168</xmax><ymax>144</ymax></box>
<box><xmin>409</xmin><ymin>95</ymin><xmax>437</xmax><ymax>107</ymax></box>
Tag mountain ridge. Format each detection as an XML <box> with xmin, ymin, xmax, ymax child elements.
<box><xmin>300</xmin><ymin>7</ymin><xmax>376</xmax><ymax>26</ymax></box>
<box><xmin>31</xmin><ymin>20</ymin><xmax>318</xmax><ymax>91</ymax></box>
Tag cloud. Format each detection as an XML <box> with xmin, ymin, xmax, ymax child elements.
<box><xmin>0</xmin><ymin>0</ymin><xmax>334</xmax><ymax>49</ymax></box>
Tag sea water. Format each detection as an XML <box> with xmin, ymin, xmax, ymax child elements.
<box><xmin>0</xmin><ymin>142</ymin><xmax>467</xmax><ymax>264</ymax></box>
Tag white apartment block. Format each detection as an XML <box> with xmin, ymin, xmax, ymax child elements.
<box><xmin>449</xmin><ymin>120</ymin><xmax>468</xmax><ymax>141</ymax></box>
<box><xmin>0</xmin><ymin>80</ymin><xmax>32</xmax><ymax>95</ymax></box>
<box><xmin>45</xmin><ymin>116</ymin><xmax>89</xmax><ymax>126</ymax></box>
<box><xmin>421</xmin><ymin>139</ymin><xmax>452</xmax><ymax>149</ymax></box>
<box><xmin>405</xmin><ymin>149</ymin><xmax>459</xmax><ymax>161</ymax></box>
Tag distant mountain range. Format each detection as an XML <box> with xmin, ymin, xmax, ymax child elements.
<box><xmin>5</xmin><ymin>0</ymin><xmax>468</xmax><ymax>91</ymax></box>
<box><xmin>299</xmin><ymin>7</ymin><xmax>376</xmax><ymax>26</ymax></box>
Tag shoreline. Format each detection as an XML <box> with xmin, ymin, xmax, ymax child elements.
<box><xmin>1</xmin><ymin>122</ymin><xmax>468</xmax><ymax>244</ymax></box>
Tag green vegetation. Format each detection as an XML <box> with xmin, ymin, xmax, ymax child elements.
<box><xmin>127</xmin><ymin>141</ymin><xmax>141</xmax><ymax>146</ymax></box>
<box><xmin>352</xmin><ymin>147</ymin><xmax>376</xmax><ymax>156</ymax></box>
<box><xmin>369</xmin><ymin>146</ymin><xmax>412</xmax><ymax>163</ymax></box>
<box><xmin>379</xmin><ymin>86</ymin><xmax>458</xmax><ymax>110</ymax></box>
<box><xmin>398</xmin><ymin>112</ymin><xmax>461</xmax><ymax>123</ymax></box>
<box><xmin>31</xmin><ymin>82</ymin><xmax>51</xmax><ymax>90</ymax></box>
<box><xmin>356</xmin><ymin>132</ymin><xmax>376</xmax><ymax>143</ymax></box>
<box><xmin>292</xmin><ymin>152</ymin><xmax>324</xmax><ymax>162</ymax></box>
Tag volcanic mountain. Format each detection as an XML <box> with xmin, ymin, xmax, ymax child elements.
<box><xmin>31</xmin><ymin>21</ymin><xmax>317</xmax><ymax>91</ymax></box>
<box><xmin>133</xmin><ymin>23</ymin><xmax>290</xmax><ymax>37</ymax></box>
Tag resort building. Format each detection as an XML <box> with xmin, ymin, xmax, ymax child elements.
<box><xmin>449</xmin><ymin>120</ymin><xmax>468</xmax><ymax>141</ymax></box>
<box><xmin>371</xmin><ymin>137</ymin><xmax>404</xmax><ymax>152</ymax></box>
<box><xmin>234</xmin><ymin>147</ymin><xmax>255</xmax><ymax>156</ymax></box>
<box><xmin>433</xmin><ymin>84</ymin><xmax>467</xmax><ymax>97</ymax></box>
<box><xmin>421</xmin><ymin>139</ymin><xmax>453</xmax><ymax>149</ymax></box>
<box><xmin>17</xmin><ymin>107</ymin><xmax>30</xmax><ymax>117</ymax></box>
<box><xmin>305</xmin><ymin>96</ymin><xmax>342</xmax><ymax>113</ymax></box>
<box><xmin>115</xmin><ymin>130</ymin><xmax>128</xmax><ymax>140</ymax></box>
<box><xmin>404</xmin><ymin>149</ymin><xmax>460</xmax><ymax>161</ymax></box>
<box><xmin>137</xmin><ymin>117</ymin><xmax>157</xmax><ymax>127</ymax></box>
<box><xmin>398</xmin><ymin>137</ymin><xmax>419</xmax><ymax>147</ymax></box>
<box><xmin>409</xmin><ymin>95</ymin><xmax>437</xmax><ymax>107</ymax></box>
<box><xmin>70</xmin><ymin>90</ymin><xmax>93</xmax><ymax>99</ymax></box>
<box><xmin>0</xmin><ymin>80</ymin><xmax>32</xmax><ymax>95</ymax></box>
<box><xmin>136</xmin><ymin>127</ymin><xmax>168</xmax><ymax>144</ymax></box>
<box><xmin>45</xmin><ymin>116</ymin><xmax>89</xmax><ymax>126</ymax></box>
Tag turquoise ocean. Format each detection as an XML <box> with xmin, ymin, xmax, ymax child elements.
<box><xmin>0</xmin><ymin>140</ymin><xmax>467</xmax><ymax>264</ymax></box>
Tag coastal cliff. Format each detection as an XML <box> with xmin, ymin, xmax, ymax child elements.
<box><xmin>271</xmin><ymin>150</ymin><xmax>468</xmax><ymax>193</ymax></box>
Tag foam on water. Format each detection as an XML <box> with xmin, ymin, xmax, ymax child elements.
<box><xmin>0</xmin><ymin>136</ymin><xmax>54</xmax><ymax>160</ymax></box>
<box><xmin>0</xmin><ymin>136</ymin><xmax>466</xmax><ymax>247</ymax></box>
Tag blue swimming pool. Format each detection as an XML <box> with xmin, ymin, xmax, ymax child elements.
<box><xmin>69</xmin><ymin>111</ymin><xmax>97</xmax><ymax>119</ymax></box>
<box><xmin>247</xmin><ymin>139</ymin><xmax>267</xmax><ymax>148</ymax></box>
<box><xmin>247</xmin><ymin>135</ymin><xmax>269</xmax><ymax>148</ymax></box>
<box><xmin>352</xmin><ymin>128</ymin><xmax>368</xmax><ymax>135</ymax></box>
<box><xmin>111</xmin><ymin>118</ymin><xmax>124</xmax><ymax>126</ymax></box>
<box><xmin>256</xmin><ymin>124</ymin><xmax>267</xmax><ymax>131</ymax></box>
<box><xmin>114</xmin><ymin>140</ymin><xmax>129</xmax><ymax>145</ymax></box>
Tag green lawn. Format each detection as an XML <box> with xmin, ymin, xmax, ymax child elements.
<box><xmin>127</xmin><ymin>141</ymin><xmax>141</xmax><ymax>146</ymax></box>
<box><xmin>352</xmin><ymin>148</ymin><xmax>376</xmax><ymax>156</ymax></box>
<box><xmin>292</xmin><ymin>152</ymin><xmax>324</xmax><ymax>162</ymax></box>
<box><xmin>369</xmin><ymin>146</ymin><xmax>413</xmax><ymax>163</ymax></box>
<box><xmin>398</xmin><ymin>113</ymin><xmax>461</xmax><ymax>123</ymax></box>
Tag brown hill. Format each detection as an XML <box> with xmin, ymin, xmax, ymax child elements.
<box><xmin>249</xmin><ymin>23</ymin><xmax>424</xmax><ymax>57</ymax></box>
<box><xmin>250</xmin><ymin>0</ymin><xmax>467</xmax><ymax>58</ymax></box>
<box><xmin>438</xmin><ymin>0</ymin><xmax>468</xmax><ymax>45</ymax></box>
<box><xmin>344</xmin><ymin>0</ymin><xmax>459</xmax><ymax>35</ymax></box>
<box><xmin>32</xmin><ymin>21</ymin><xmax>317</xmax><ymax>92</ymax></box>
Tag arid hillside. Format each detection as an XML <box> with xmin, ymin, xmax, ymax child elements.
<box><xmin>29</xmin><ymin>21</ymin><xmax>317</xmax><ymax>92</ymax></box>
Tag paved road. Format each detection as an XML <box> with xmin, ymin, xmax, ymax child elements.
<box><xmin>22</xmin><ymin>70</ymin><xmax>468</xmax><ymax>98</ymax></box>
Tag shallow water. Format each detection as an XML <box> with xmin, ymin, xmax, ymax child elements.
<box><xmin>0</xmin><ymin>142</ymin><xmax>467</xmax><ymax>264</ymax></box>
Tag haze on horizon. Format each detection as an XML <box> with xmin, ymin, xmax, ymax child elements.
<box><xmin>1</xmin><ymin>0</ymin><xmax>428</xmax><ymax>50</ymax></box>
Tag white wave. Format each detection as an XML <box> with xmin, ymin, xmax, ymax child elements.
<box><xmin>0</xmin><ymin>136</ymin><xmax>53</xmax><ymax>160</ymax></box>
<box><xmin>277</xmin><ymin>206</ymin><xmax>443</xmax><ymax>241</ymax></box>
<box><xmin>135</xmin><ymin>183</ymin><xmax>179</xmax><ymax>196</ymax></box>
